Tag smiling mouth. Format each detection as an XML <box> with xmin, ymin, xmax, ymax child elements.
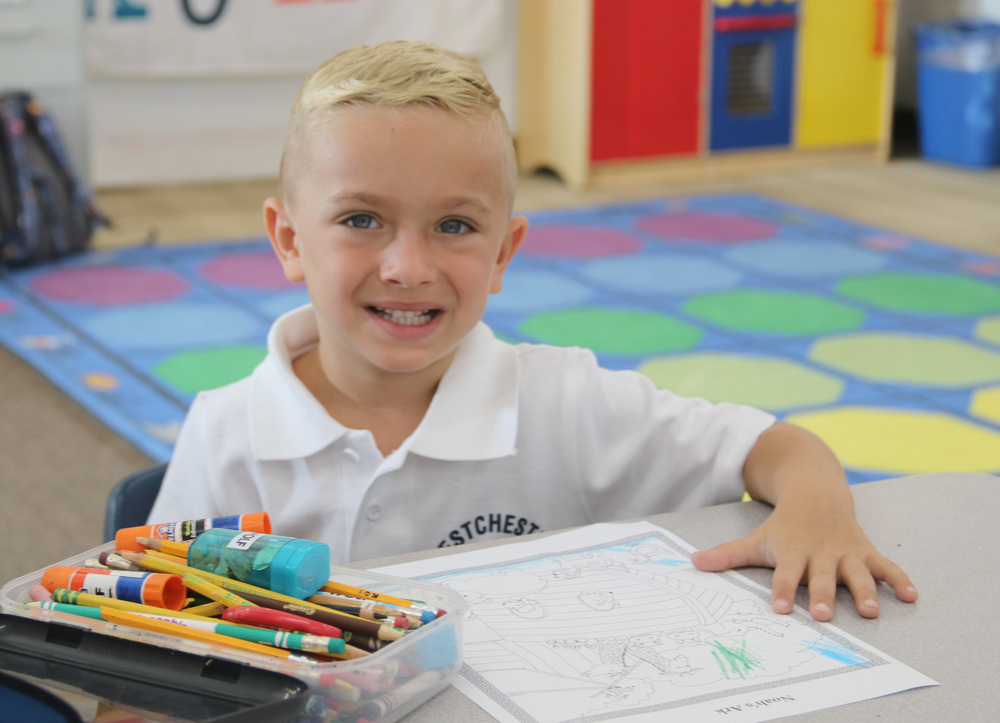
<box><xmin>369</xmin><ymin>307</ymin><xmax>441</xmax><ymax>326</ymax></box>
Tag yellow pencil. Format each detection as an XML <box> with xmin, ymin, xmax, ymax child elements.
<box><xmin>135</xmin><ymin>536</ymin><xmax>192</xmax><ymax>558</ymax></box>
<box><xmin>52</xmin><ymin>588</ymin><xmax>223</xmax><ymax>622</ymax></box>
<box><xmin>100</xmin><ymin>607</ymin><xmax>293</xmax><ymax>660</ymax></box>
<box><xmin>181</xmin><ymin>572</ymin><xmax>257</xmax><ymax>608</ymax></box>
<box><xmin>321</xmin><ymin>580</ymin><xmax>442</xmax><ymax>616</ymax></box>
<box><xmin>182</xmin><ymin>601</ymin><xmax>226</xmax><ymax>617</ymax></box>
<box><xmin>119</xmin><ymin>551</ymin><xmax>406</xmax><ymax>642</ymax></box>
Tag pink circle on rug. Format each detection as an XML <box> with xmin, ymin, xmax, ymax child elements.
<box><xmin>0</xmin><ymin>299</ymin><xmax>15</xmax><ymax>314</ymax></box>
<box><xmin>520</xmin><ymin>225</ymin><xmax>642</xmax><ymax>258</ymax></box>
<box><xmin>199</xmin><ymin>251</ymin><xmax>294</xmax><ymax>289</ymax></box>
<box><xmin>637</xmin><ymin>212</ymin><xmax>778</xmax><ymax>243</ymax></box>
<box><xmin>29</xmin><ymin>266</ymin><xmax>189</xmax><ymax>306</ymax></box>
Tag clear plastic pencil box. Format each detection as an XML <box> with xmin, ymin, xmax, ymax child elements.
<box><xmin>1</xmin><ymin>541</ymin><xmax>467</xmax><ymax>723</ymax></box>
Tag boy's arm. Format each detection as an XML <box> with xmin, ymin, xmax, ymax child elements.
<box><xmin>691</xmin><ymin>421</ymin><xmax>919</xmax><ymax>621</ymax></box>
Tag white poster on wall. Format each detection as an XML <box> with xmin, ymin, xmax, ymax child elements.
<box><xmin>84</xmin><ymin>0</ymin><xmax>506</xmax><ymax>78</ymax></box>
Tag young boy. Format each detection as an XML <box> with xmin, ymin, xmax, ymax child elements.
<box><xmin>148</xmin><ymin>41</ymin><xmax>917</xmax><ymax>622</ymax></box>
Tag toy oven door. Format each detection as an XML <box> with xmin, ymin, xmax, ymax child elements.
<box><xmin>709</xmin><ymin>3</ymin><xmax>798</xmax><ymax>151</ymax></box>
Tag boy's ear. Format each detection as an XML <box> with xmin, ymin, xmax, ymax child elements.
<box><xmin>263</xmin><ymin>197</ymin><xmax>304</xmax><ymax>283</ymax></box>
<box><xmin>490</xmin><ymin>215</ymin><xmax>529</xmax><ymax>294</ymax></box>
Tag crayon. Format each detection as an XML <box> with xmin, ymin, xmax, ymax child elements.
<box><xmin>119</xmin><ymin>551</ymin><xmax>405</xmax><ymax>641</ymax></box>
<box><xmin>99</xmin><ymin>608</ymin><xmax>299</xmax><ymax>660</ymax></box>
<box><xmin>115</xmin><ymin>512</ymin><xmax>271</xmax><ymax>552</ymax></box>
<box><xmin>181</xmin><ymin>572</ymin><xmax>256</xmax><ymax>608</ymax></box>
<box><xmin>360</xmin><ymin>670</ymin><xmax>446</xmax><ymax>720</ymax></box>
<box><xmin>41</xmin><ymin>566</ymin><xmax>186</xmax><ymax>611</ymax></box>
<box><xmin>317</xmin><ymin>673</ymin><xmax>363</xmax><ymax>701</ymax></box>
<box><xmin>221</xmin><ymin>605</ymin><xmax>343</xmax><ymax>638</ymax></box>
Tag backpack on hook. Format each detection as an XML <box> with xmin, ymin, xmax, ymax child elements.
<box><xmin>0</xmin><ymin>91</ymin><xmax>108</xmax><ymax>268</ymax></box>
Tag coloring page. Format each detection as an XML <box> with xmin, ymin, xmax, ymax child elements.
<box><xmin>376</xmin><ymin>522</ymin><xmax>936</xmax><ymax>723</ymax></box>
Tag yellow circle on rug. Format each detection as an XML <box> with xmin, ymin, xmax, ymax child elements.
<box><xmin>787</xmin><ymin>406</ymin><xmax>1000</xmax><ymax>474</ymax></box>
<box><xmin>970</xmin><ymin>386</ymin><xmax>1000</xmax><ymax>426</ymax></box>
<box><xmin>639</xmin><ymin>353</ymin><xmax>843</xmax><ymax>411</ymax></box>
<box><xmin>975</xmin><ymin>316</ymin><xmax>1000</xmax><ymax>346</ymax></box>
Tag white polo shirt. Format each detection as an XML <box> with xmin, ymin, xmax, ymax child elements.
<box><xmin>149</xmin><ymin>304</ymin><xmax>775</xmax><ymax>563</ymax></box>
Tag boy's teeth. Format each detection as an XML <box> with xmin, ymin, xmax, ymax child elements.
<box><xmin>374</xmin><ymin>307</ymin><xmax>435</xmax><ymax>325</ymax></box>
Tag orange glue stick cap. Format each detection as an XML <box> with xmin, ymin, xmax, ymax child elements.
<box><xmin>115</xmin><ymin>512</ymin><xmax>272</xmax><ymax>552</ymax></box>
<box><xmin>41</xmin><ymin>566</ymin><xmax>187</xmax><ymax>611</ymax></box>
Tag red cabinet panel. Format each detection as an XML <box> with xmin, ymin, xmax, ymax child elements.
<box><xmin>590</xmin><ymin>0</ymin><xmax>704</xmax><ymax>162</ymax></box>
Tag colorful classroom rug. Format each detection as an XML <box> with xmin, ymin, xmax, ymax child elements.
<box><xmin>2</xmin><ymin>193</ymin><xmax>1000</xmax><ymax>484</ymax></box>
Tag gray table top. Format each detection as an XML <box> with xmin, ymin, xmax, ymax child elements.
<box><xmin>353</xmin><ymin>472</ymin><xmax>999</xmax><ymax>722</ymax></box>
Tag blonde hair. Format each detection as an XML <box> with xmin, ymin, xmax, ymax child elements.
<box><xmin>281</xmin><ymin>41</ymin><xmax>516</xmax><ymax>206</ymax></box>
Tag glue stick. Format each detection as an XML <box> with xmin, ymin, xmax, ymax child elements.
<box><xmin>40</xmin><ymin>566</ymin><xmax>186</xmax><ymax>610</ymax></box>
<box><xmin>114</xmin><ymin>512</ymin><xmax>271</xmax><ymax>552</ymax></box>
<box><xmin>187</xmin><ymin>528</ymin><xmax>330</xmax><ymax>599</ymax></box>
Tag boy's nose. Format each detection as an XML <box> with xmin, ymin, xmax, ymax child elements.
<box><xmin>379</xmin><ymin>231</ymin><xmax>437</xmax><ymax>288</ymax></box>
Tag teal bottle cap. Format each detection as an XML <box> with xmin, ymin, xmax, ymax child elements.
<box><xmin>268</xmin><ymin>538</ymin><xmax>330</xmax><ymax>599</ymax></box>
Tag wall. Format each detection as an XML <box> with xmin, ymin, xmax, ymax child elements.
<box><xmin>0</xmin><ymin>0</ymin><xmax>89</xmax><ymax>179</ymax></box>
<box><xmin>2</xmin><ymin>0</ymin><xmax>519</xmax><ymax>188</ymax></box>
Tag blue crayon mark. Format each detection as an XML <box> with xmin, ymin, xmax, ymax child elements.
<box><xmin>652</xmin><ymin>558</ymin><xmax>689</xmax><ymax>567</ymax></box>
<box><xmin>805</xmin><ymin>637</ymin><xmax>872</xmax><ymax>667</ymax></box>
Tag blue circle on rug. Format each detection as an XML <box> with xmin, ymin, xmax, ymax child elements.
<box><xmin>725</xmin><ymin>239</ymin><xmax>887</xmax><ymax>278</ymax></box>
<box><xmin>579</xmin><ymin>255</ymin><xmax>743</xmax><ymax>295</ymax></box>
<box><xmin>489</xmin><ymin>270</ymin><xmax>596</xmax><ymax>313</ymax></box>
<box><xmin>84</xmin><ymin>302</ymin><xmax>265</xmax><ymax>350</ymax></box>
<box><xmin>260</xmin><ymin>289</ymin><xmax>311</xmax><ymax>318</ymax></box>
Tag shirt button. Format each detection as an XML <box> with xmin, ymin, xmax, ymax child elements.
<box><xmin>365</xmin><ymin>502</ymin><xmax>383</xmax><ymax>521</ymax></box>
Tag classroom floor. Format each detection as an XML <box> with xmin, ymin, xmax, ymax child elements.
<box><xmin>2</xmin><ymin>154</ymin><xmax>999</xmax><ymax>586</ymax></box>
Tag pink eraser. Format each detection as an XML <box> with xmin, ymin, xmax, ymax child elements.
<box><xmin>29</xmin><ymin>584</ymin><xmax>53</xmax><ymax>602</ymax></box>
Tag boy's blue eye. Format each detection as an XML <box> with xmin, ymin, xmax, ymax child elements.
<box><xmin>438</xmin><ymin>218</ymin><xmax>472</xmax><ymax>234</ymax></box>
<box><xmin>345</xmin><ymin>214</ymin><xmax>378</xmax><ymax>229</ymax></box>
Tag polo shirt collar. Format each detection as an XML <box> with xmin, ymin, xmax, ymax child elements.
<box><xmin>249</xmin><ymin>305</ymin><xmax>519</xmax><ymax>462</ymax></box>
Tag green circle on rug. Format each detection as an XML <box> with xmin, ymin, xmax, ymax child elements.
<box><xmin>154</xmin><ymin>345</ymin><xmax>267</xmax><ymax>394</ymax></box>
<box><xmin>519</xmin><ymin>308</ymin><xmax>701</xmax><ymax>355</ymax></box>
<box><xmin>639</xmin><ymin>353</ymin><xmax>844</xmax><ymax>411</ymax></box>
<box><xmin>810</xmin><ymin>332</ymin><xmax>1000</xmax><ymax>387</ymax></box>
<box><xmin>837</xmin><ymin>272</ymin><xmax>1000</xmax><ymax>315</ymax></box>
<box><xmin>683</xmin><ymin>290</ymin><xmax>865</xmax><ymax>336</ymax></box>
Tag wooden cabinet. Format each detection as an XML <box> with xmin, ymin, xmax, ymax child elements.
<box><xmin>590</xmin><ymin>0</ymin><xmax>704</xmax><ymax>162</ymax></box>
<box><xmin>516</xmin><ymin>0</ymin><xmax>897</xmax><ymax>190</ymax></box>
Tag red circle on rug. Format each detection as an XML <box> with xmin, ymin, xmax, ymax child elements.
<box><xmin>637</xmin><ymin>212</ymin><xmax>778</xmax><ymax>243</ymax></box>
<box><xmin>29</xmin><ymin>266</ymin><xmax>190</xmax><ymax>306</ymax></box>
<box><xmin>199</xmin><ymin>251</ymin><xmax>294</xmax><ymax>289</ymax></box>
<box><xmin>520</xmin><ymin>225</ymin><xmax>642</xmax><ymax>258</ymax></box>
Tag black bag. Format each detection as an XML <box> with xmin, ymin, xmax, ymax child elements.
<box><xmin>0</xmin><ymin>91</ymin><xmax>108</xmax><ymax>268</ymax></box>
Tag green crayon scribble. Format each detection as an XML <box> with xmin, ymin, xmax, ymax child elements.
<box><xmin>710</xmin><ymin>639</ymin><xmax>763</xmax><ymax>679</ymax></box>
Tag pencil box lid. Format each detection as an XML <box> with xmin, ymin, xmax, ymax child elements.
<box><xmin>0</xmin><ymin>612</ymin><xmax>310</xmax><ymax>722</ymax></box>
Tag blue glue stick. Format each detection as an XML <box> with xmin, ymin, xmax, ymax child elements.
<box><xmin>186</xmin><ymin>528</ymin><xmax>330</xmax><ymax>599</ymax></box>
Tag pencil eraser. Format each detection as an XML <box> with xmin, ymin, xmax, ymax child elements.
<box><xmin>29</xmin><ymin>584</ymin><xmax>53</xmax><ymax>602</ymax></box>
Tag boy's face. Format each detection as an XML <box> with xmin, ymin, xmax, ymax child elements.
<box><xmin>265</xmin><ymin>104</ymin><xmax>527</xmax><ymax>386</ymax></box>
